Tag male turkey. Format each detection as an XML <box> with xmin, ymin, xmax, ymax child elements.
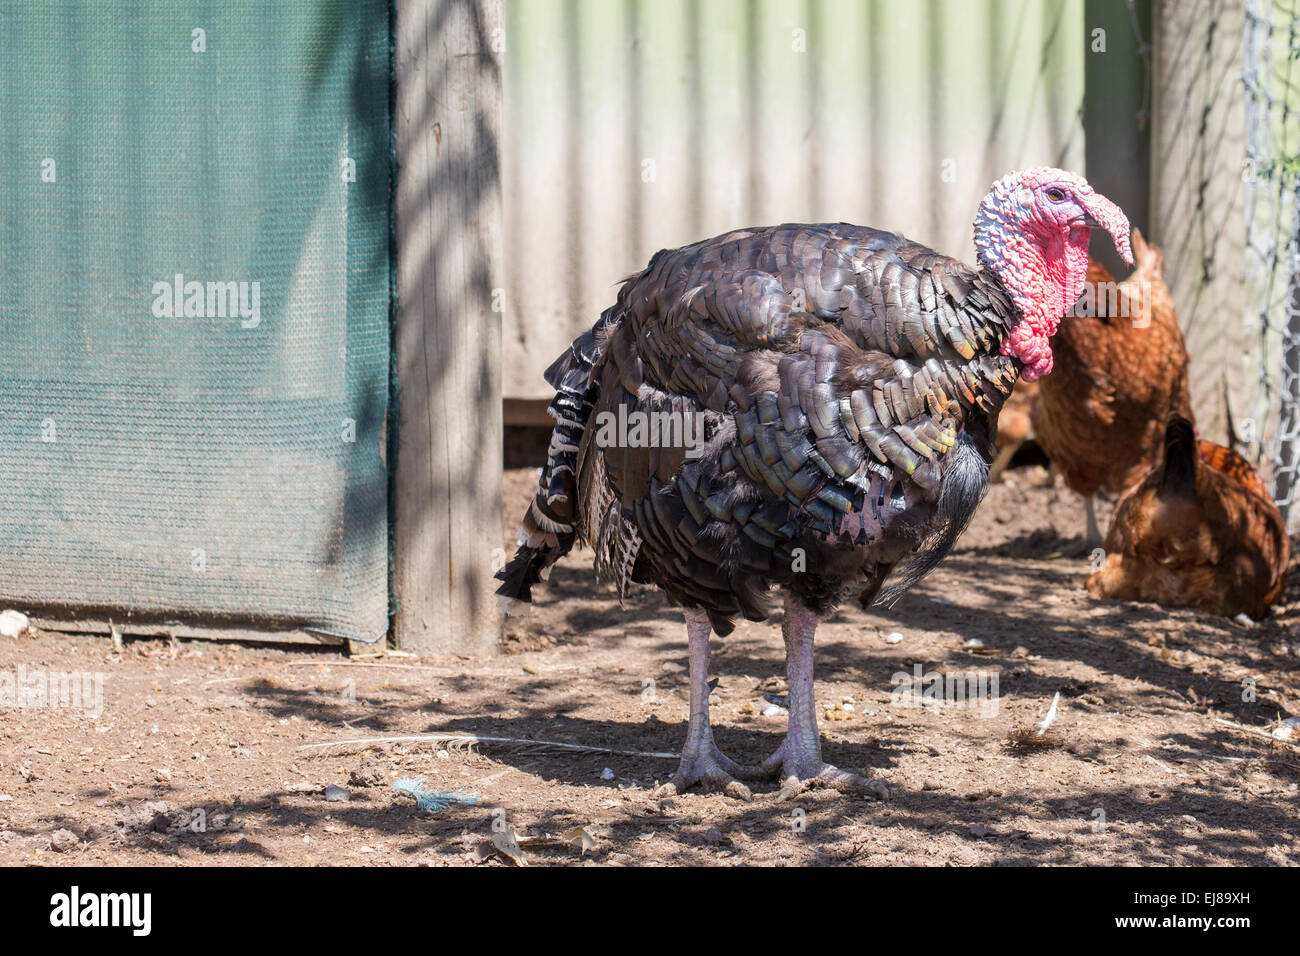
<box><xmin>498</xmin><ymin>168</ymin><xmax>1132</xmax><ymax>798</ymax></box>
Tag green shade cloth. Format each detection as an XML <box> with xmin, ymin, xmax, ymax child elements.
<box><xmin>0</xmin><ymin>2</ymin><xmax>392</xmax><ymax>641</ymax></box>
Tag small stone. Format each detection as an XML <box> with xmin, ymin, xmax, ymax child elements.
<box><xmin>921</xmin><ymin>779</ymin><xmax>942</xmax><ymax>791</ymax></box>
<box><xmin>970</xmin><ymin>823</ymin><xmax>992</xmax><ymax>838</ymax></box>
<box><xmin>50</xmin><ymin>829</ymin><xmax>79</xmax><ymax>853</ymax></box>
<box><xmin>824</xmin><ymin>703</ymin><xmax>852</xmax><ymax>722</ymax></box>
<box><xmin>0</xmin><ymin>610</ymin><xmax>30</xmax><ymax>639</ymax></box>
<box><xmin>324</xmin><ymin>785</ymin><xmax>351</xmax><ymax>802</ymax></box>
<box><xmin>884</xmin><ymin>632</ymin><xmax>903</xmax><ymax>645</ymax></box>
<box><xmin>761</xmin><ymin>703</ymin><xmax>784</xmax><ymax>717</ymax></box>
<box><xmin>1273</xmin><ymin>717</ymin><xmax>1300</xmax><ymax>740</ymax></box>
<box><xmin>283</xmin><ymin>781</ymin><xmax>323</xmax><ymax>793</ymax></box>
<box><xmin>963</xmin><ymin>638</ymin><xmax>985</xmax><ymax>649</ymax></box>
<box><xmin>600</xmin><ymin>767</ymin><xmax>615</xmax><ymax>780</ymax></box>
<box><xmin>84</xmin><ymin>823</ymin><xmax>117</xmax><ymax>844</ymax></box>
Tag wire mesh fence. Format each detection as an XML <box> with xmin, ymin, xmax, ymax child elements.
<box><xmin>1244</xmin><ymin>0</ymin><xmax>1300</xmax><ymax>527</ymax></box>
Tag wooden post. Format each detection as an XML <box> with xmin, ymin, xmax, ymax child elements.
<box><xmin>393</xmin><ymin>0</ymin><xmax>504</xmax><ymax>655</ymax></box>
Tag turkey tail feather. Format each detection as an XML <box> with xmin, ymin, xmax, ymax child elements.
<box><xmin>495</xmin><ymin>309</ymin><xmax>618</xmax><ymax>613</ymax></box>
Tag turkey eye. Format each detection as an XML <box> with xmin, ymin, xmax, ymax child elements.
<box><xmin>1046</xmin><ymin>187</ymin><xmax>1066</xmax><ymax>202</ymax></box>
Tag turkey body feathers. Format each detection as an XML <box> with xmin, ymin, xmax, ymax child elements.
<box><xmin>498</xmin><ymin>223</ymin><xmax>1023</xmax><ymax>629</ymax></box>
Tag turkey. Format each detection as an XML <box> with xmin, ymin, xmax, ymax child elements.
<box><xmin>498</xmin><ymin>168</ymin><xmax>1132</xmax><ymax>799</ymax></box>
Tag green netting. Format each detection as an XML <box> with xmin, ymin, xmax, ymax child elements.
<box><xmin>0</xmin><ymin>2</ymin><xmax>392</xmax><ymax>641</ymax></box>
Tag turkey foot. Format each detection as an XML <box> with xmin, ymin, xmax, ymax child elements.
<box><xmin>757</xmin><ymin>732</ymin><xmax>879</xmax><ymax>800</ymax></box>
<box><xmin>653</xmin><ymin>740</ymin><xmax>754</xmax><ymax>801</ymax></box>
<box><xmin>760</xmin><ymin>592</ymin><xmax>885</xmax><ymax>801</ymax></box>
<box><xmin>652</xmin><ymin>608</ymin><xmax>754</xmax><ymax>801</ymax></box>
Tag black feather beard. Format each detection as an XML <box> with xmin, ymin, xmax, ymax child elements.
<box><xmin>874</xmin><ymin>414</ymin><xmax>994</xmax><ymax>607</ymax></box>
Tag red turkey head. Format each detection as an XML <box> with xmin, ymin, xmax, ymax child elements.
<box><xmin>973</xmin><ymin>167</ymin><xmax>1133</xmax><ymax>382</ymax></box>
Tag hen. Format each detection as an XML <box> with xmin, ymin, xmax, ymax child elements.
<box><xmin>1087</xmin><ymin>417</ymin><xmax>1289</xmax><ymax>619</ymax></box>
<box><xmin>498</xmin><ymin>168</ymin><xmax>1131</xmax><ymax>797</ymax></box>
<box><xmin>989</xmin><ymin>379</ymin><xmax>1038</xmax><ymax>481</ymax></box>
<box><xmin>1031</xmin><ymin>230</ymin><xmax>1192</xmax><ymax>543</ymax></box>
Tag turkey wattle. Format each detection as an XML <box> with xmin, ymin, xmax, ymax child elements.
<box><xmin>497</xmin><ymin>167</ymin><xmax>1133</xmax><ymax>798</ymax></box>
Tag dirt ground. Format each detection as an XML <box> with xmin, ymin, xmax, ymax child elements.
<box><xmin>1</xmin><ymin>463</ymin><xmax>1298</xmax><ymax>867</ymax></box>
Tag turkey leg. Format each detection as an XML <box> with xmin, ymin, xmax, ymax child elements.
<box><xmin>652</xmin><ymin>608</ymin><xmax>755</xmax><ymax>800</ymax></box>
<box><xmin>759</xmin><ymin>592</ymin><xmax>874</xmax><ymax>797</ymax></box>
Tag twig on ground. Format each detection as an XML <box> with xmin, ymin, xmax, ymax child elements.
<box><xmin>279</xmin><ymin>660</ymin><xmax>458</xmax><ymax>674</ymax></box>
<box><xmin>1214</xmin><ymin>717</ymin><xmax>1300</xmax><ymax>751</ymax></box>
<box><xmin>298</xmin><ymin>732</ymin><xmax>678</xmax><ymax>760</ymax></box>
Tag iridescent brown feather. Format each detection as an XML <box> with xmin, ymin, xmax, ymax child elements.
<box><xmin>497</xmin><ymin>222</ymin><xmax>1025</xmax><ymax>627</ymax></box>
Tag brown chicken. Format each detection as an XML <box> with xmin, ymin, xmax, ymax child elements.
<box><xmin>1086</xmin><ymin>417</ymin><xmax>1289</xmax><ymax>619</ymax></box>
<box><xmin>1032</xmin><ymin>229</ymin><xmax>1192</xmax><ymax>542</ymax></box>
<box><xmin>990</xmin><ymin>379</ymin><xmax>1038</xmax><ymax>481</ymax></box>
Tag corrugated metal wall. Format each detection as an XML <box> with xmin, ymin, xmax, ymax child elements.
<box><xmin>503</xmin><ymin>0</ymin><xmax>1087</xmax><ymax>399</ymax></box>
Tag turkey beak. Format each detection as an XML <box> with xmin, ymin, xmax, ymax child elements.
<box><xmin>1079</xmin><ymin>192</ymin><xmax>1134</xmax><ymax>265</ymax></box>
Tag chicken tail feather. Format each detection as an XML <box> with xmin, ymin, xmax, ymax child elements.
<box><xmin>1159</xmin><ymin>415</ymin><xmax>1198</xmax><ymax>501</ymax></box>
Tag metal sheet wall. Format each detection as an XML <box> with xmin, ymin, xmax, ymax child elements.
<box><xmin>503</xmin><ymin>0</ymin><xmax>1087</xmax><ymax>398</ymax></box>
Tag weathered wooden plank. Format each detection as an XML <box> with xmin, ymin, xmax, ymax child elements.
<box><xmin>503</xmin><ymin>398</ymin><xmax>554</xmax><ymax>427</ymax></box>
<box><xmin>30</xmin><ymin>616</ymin><xmax>346</xmax><ymax>647</ymax></box>
<box><xmin>393</xmin><ymin>0</ymin><xmax>504</xmax><ymax>655</ymax></box>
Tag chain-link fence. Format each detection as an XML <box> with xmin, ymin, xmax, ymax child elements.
<box><xmin>1244</xmin><ymin>0</ymin><xmax>1300</xmax><ymax>527</ymax></box>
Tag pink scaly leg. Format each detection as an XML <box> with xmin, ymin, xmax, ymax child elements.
<box><xmin>652</xmin><ymin>609</ymin><xmax>754</xmax><ymax>801</ymax></box>
<box><xmin>759</xmin><ymin>591</ymin><xmax>879</xmax><ymax>799</ymax></box>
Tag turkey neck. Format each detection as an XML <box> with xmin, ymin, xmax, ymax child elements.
<box><xmin>973</xmin><ymin>205</ymin><xmax>1091</xmax><ymax>383</ymax></box>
